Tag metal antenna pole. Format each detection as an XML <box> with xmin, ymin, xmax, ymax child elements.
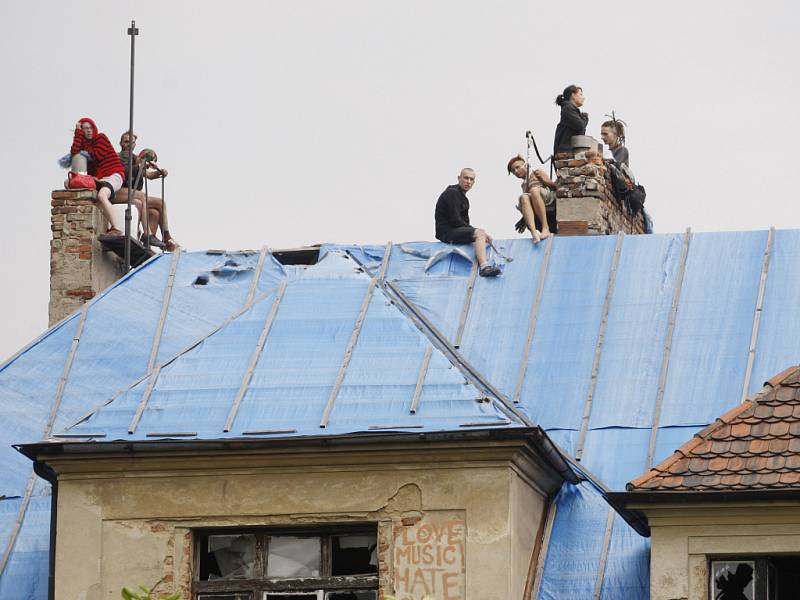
<box><xmin>124</xmin><ymin>20</ymin><xmax>139</xmax><ymax>273</ymax></box>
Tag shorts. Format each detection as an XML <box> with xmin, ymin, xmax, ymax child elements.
<box><xmin>517</xmin><ymin>187</ymin><xmax>556</xmax><ymax>211</ymax></box>
<box><xmin>438</xmin><ymin>226</ymin><xmax>476</xmax><ymax>245</ymax></box>
<box><xmin>96</xmin><ymin>173</ymin><xmax>123</xmax><ymax>201</ymax></box>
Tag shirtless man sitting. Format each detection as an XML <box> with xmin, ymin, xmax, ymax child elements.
<box><xmin>118</xmin><ymin>131</ymin><xmax>179</xmax><ymax>251</ymax></box>
<box><xmin>507</xmin><ymin>155</ymin><xmax>554</xmax><ymax>243</ymax></box>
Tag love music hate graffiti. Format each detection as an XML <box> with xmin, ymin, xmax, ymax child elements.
<box><xmin>393</xmin><ymin>515</ymin><xmax>465</xmax><ymax>600</ymax></box>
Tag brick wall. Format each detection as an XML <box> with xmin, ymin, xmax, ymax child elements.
<box><xmin>49</xmin><ymin>190</ymin><xmax>124</xmax><ymax>325</ymax></box>
<box><xmin>553</xmin><ymin>137</ymin><xmax>645</xmax><ymax>236</ymax></box>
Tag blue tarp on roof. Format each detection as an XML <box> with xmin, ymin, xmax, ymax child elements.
<box><xmin>1</xmin><ymin>230</ymin><xmax>800</xmax><ymax>598</ymax></box>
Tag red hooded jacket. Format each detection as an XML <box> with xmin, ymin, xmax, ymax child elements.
<box><xmin>70</xmin><ymin>118</ymin><xmax>125</xmax><ymax>180</ymax></box>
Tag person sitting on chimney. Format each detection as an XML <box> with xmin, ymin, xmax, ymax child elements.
<box><xmin>600</xmin><ymin>117</ymin><xmax>653</xmax><ymax>233</ymax></box>
<box><xmin>553</xmin><ymin>85</ymin><xmax>588</xmax><ymax>155</ymax></box>
<box><xmin>67</xmin><ymin>118</ymin><xmax>126</xmax><ymax>236</ymax></box>
<box><xmin>507</xmin><ymin>155</ymin><xmax>554</xmax><ymax>244</ymax></box>
<box><xmin>435</xmin><ymin>168</ymin><xmax>501</xmax><ymax>277</ymax></box>
<box><xmin>117</xmin><ymin>131</ymin><xmax>179</xmax><ymax>251</ymax></box>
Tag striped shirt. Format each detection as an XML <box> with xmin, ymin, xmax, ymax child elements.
<box><xmin>70</xmin><ymin>120</ymin><xmax>125</xmax><ymax>180</ymax></box>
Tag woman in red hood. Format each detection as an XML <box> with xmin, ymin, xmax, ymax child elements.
<box><xmin>70</xmin><ymin>118</ymin><xmax>126</xmax><ymax>235</ymax></box>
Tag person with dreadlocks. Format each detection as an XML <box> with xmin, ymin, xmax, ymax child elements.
<box><xmin>600</xmin><ymin>118</ymin><xmax>629</xmax><ymax>168</ymax></box>
<box><xmin>553</xmin><ymin>85</ymin><xmax>588</xmax><ymax>155</ymax></box>
<box><xmin>600</xmin><ymin>116</ymin><xmax>653</xmax><ymax>233</ymax></box>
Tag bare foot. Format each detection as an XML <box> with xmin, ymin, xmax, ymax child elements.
<box><xmin>531</xmin><ymin>229</ymin><xmax>542</xmax><ymax>244</ymax></box>
<box><xmin>540</xmin><ymin>229</ymin><xmax>551</xmax><ymax>240</ymax></box>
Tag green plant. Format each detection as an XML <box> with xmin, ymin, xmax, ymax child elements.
<box><xmin>120</xmin><ymin>583</ymin><xmax>181</xmax><ymax>600</ymax></box>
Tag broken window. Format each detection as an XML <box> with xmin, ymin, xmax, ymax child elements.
<box><xmin>200</xmin><ymin>534</ymin><xmax>257</xmax><ymax>580</ymax></box>
<box><xmin>194</xmin><ymin>526</ymin><xmax>378</xmax><ymax>600</ymax></box>
<box><xmin>710</xmin><ymin>555</ymin><xmax>800</xmax><ymax>600</ymax></box>
<box><xmin>331</xmin><ymin>535</ymin><xmax>377</xmax><ymax>576</ymax></box>
<box><xmin>267</xmin><ymin>536</ymin><xmax>321</xmax><ymax>577</ymax></box>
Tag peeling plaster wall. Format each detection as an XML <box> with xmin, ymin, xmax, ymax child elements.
<box><xmin>48</xmin><ymin>442</ymin><xmax>559</xmax><ymax>600</ymax></box>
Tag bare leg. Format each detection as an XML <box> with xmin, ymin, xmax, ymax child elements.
<box><xmin>147</xmin><ymin>195</ymin><xmax>178</xmax><ymax>248</ymax></box>
<box><xmin>115</xmin><ymin>188</ymin><xmax>149</xmax><ymax>235</ymax></box>
<box><xmin>518</xmin><ymin>194</ymin><xmax>542</xmax><ymax>243</ymax></box>
<box><xmin>95</xmin><ymin>187</ymin><xmax>121</xmax><ymax>231</ymax></box>
<box><xmin>148</xmin><ymin>209</ymin><xmax>159</xmax><ymax>235</ymax></box>
<box><xmin>530</xmin><ymin>189</ymin><xmax>551</xmax><ymax>239</ymax></box>
<box><xmin>143</xmin><ymin>196</ymin><xmax>167</xmax><ymax>236</ymax></box>
<box><xmin>473</xmin><ymin>229</ymin><xmax>488</xmax><ymax>266</ymax></box>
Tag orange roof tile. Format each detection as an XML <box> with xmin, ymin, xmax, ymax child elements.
<box><xmin>627</xmin><ymin>366</ymin><xmax>800</xmax><ymax>492</ymax></box>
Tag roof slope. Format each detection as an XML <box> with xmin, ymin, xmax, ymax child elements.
<box><xmin>627</xmin><ymin>365</ymin><xmax>800</xmax><ymax>492</ymax></box>
<box><xmin>2</xmin><ymin>230</ymin><xmax>800</xmax><ymax>599</ymax></box>
<box><xmin>65</xmin><ymin>249</ymin><xmax>517</xmax><ymax>439</ymax></box>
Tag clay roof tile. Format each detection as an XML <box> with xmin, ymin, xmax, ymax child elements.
<box><xmin>769</xmin><ymin>422</ymin><xmax>790</xmax><ymax>437</ymax></box>
<box><xmin>750</xmin><ymin>422</ymin><xmax>771</xmax><ymax>437</ymax></box>
<box><xmin>786</xmin><ymin>455</ymin><xmax>800</xmax><ymax>470</ymax></box>
<box><xmin>766</xmin><ymin>455</ymin><xmax>786</xmax><ymax>471</ymax></box>
<box><xmin>730</xmin><ymin>422</ymin><xmax>751</xmax><ymax>438</ymax></box>
<box><xmin>754</xmin><ymin>405</ymin><xmax>773</xmax><ymax>419</ymax></box>
<box><xmin>759</xmin><ymin>472</ymin><xmax>781</xmax><ymax>486</ymax></box>
<box><xmin>727</xmin><ymin>456</ymin><xmax>747</xmax><ymax>472</ymax></box>
<box><xmin>779</xmin><ymin>472</ymin><xmax>800</xmax><ymax>486</ymax></box>
<box><xmin>772</xmin><ymin>404</ymin><xmax>794</xmax><ymax>419</ymax></box>
<box><xmin>708</xmin><ymin>457</ymin><xmax>728</xmax><ymax>472</ymax></box>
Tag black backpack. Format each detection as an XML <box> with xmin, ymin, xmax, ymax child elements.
<box><xmin>608</xmin><ymin>163</ymin><xmax>646</xmax><ymax>214</ymax></box>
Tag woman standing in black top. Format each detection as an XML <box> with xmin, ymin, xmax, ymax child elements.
<box><xmin>553</xmin><ymin>85</ymin><xmax>588</xmax><ymax>155</ymax></box>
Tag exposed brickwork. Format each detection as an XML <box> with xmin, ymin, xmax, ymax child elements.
<box><xmin>627</xmin><ymin>366</ymin><xmax>800</xmax><ymax>491</ymax></box>
<box><xmin>553</xmin><ymin>141</ymin><xmax>645</xmax><ymax>236</ymax></box>
<box><xmin>49</xmin><ymin>189</ymin><xmax>124</xmax><ymax>325</ymax></box>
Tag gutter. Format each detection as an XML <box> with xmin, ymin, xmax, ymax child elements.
<box><xmin>15</xmin><ymin>427</ymin><xmax>579</xmax><ymax>484</ymax></box>
<box><xmin>32</xmin><ymin>461</ymin><xmax>57</xmax><ymax>600</ymax></box>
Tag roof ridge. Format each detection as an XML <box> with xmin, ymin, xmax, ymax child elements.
<box><xmin>764</xmin><ymin>365</ymin><xmax>800</xmax><ymax>388</ymax></box>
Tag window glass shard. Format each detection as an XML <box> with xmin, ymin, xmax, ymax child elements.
<box><xmin>331</xmin><ymin>534</ymin><xmax>378</xmax><ymax>576</ymax></box>
<box><xmin>325</xmin><ymin>592</ymin><xmax>377</xmax><ymax>600</ymax></box>
<box><xmin>266</xmin><ymin>536</ymin><xmax>322</xmax><ymax>577</ymax></box>
<box><xmin>200</xmin><ymin>533</ymin><xmax>257</xmax><ymax>580</ymax></box>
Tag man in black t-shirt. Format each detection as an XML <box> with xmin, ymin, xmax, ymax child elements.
<box><xmin>434</xmin><ymin>168</ymin><xmax>501</xmax><ymax>277</ymax></box>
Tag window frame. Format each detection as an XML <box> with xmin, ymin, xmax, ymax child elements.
<box><xmin>193</xmin><ymin>524</ymin><xmax>379</xmax><ymax>598</ymax></box>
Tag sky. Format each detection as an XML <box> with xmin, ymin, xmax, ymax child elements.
<box><xmin>0</xmin><ymin>0</ymin><xmax>798</xmax><ymax>362</ymax></box>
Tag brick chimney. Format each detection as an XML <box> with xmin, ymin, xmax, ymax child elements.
<box><xmin>49</xmin><ymin>190</ymin><xmax>126</xmax><ymax>325</ymax></box>
<box><xmin>554</xmin><ymin>135</ymin><xmax>645</xmax><ymax>236</ymax></box>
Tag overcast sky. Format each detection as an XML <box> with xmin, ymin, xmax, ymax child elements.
<box><xmin>1</xmin><ymin>0</ymin><xmax>797</xmax><ymax>361</ymax></box>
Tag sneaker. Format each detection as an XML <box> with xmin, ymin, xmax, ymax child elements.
<box><xmin>479</xmin><ymin>264</ymin><xmax>501</xmax><ymax>277</ymax></box>
<box><xmin>140</xmin><ymin>234</ymin><xmax>165</xmax><ymax>249</ymax></box>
